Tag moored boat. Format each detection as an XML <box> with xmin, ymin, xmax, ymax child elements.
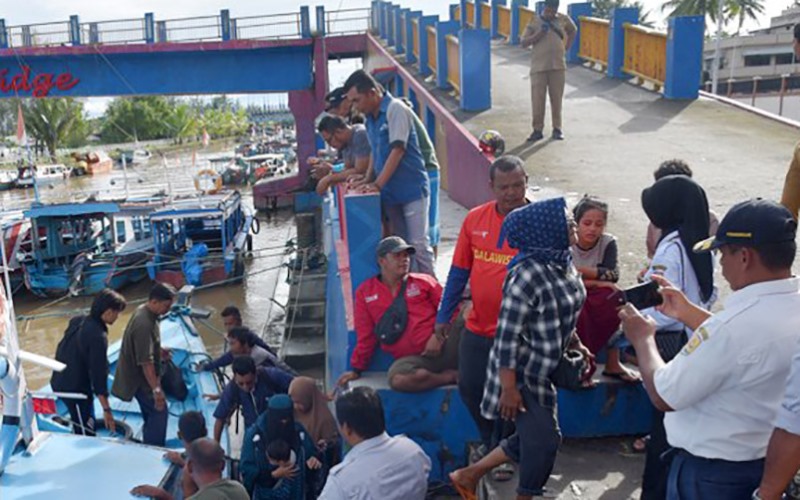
<box><xmin>146</xmin><ymin>190</ymin><xmax>253</xmax><ymax>289</ymax></box>
<box><xmin>20</xmin><ymin>200</ymin><xmax>158</xmax><ymax>297</ymax></box>
<box><xmin>119</xmin><ymin>149</ymin><xmax>152</xmax><ymax>165</ymax></box>
<box><xmin>16</xmin><ymin>164</ymin><xmax>71</xmax><ymax>187</ymax></box>
<box><xmin>74</xmin><ymin>151</ymin><xmax>113</xmax><ymax>175</ymax></box>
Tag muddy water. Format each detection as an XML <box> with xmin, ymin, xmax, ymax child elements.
<box><xmin>7</xmin><ymin>143</ymin><xmax>297</xmax><ymax>388</ymax></box>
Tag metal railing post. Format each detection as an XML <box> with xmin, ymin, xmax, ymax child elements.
<box><xmin>220</xmin><ymin>9</ymin><xmax>231</xmax><ymax>41</ymax></box>
<box><xmin>751</xmin><ymin>76</ymin><xmax>760</xmax><ymax>107</ymax></box>
<box><xmin>144</xmin><ymin>13</ymin><xmax>155</xmax><ymax>43</ymax></box>
<box><xmin>230</xmin><ymin>18</ymin><xmax>238</xmax><ymax>40</ymax></box>
<box><xmin>156</xmin><ymin>20</ymin><xmax>167</xmax><ymax>43</ymax></box>
<box><xmin>21</xmin><ymin>26</ymin><xmax>32</xmax><ymax>47</ymax></box>
<box><xmin>780</xmin><ymin>74</ymin><xmax>789</xmax><ymax>116</ymax></box>
<box><xmin>0</xmin><ymin>20</ymin><xmax>8</xmax><ymax>49</ymax></box>
<box><xmin>300</xmin><ymin>6</ymin><xmax>312</xmax><ymax>38</ymax></box>
<box><xmin>70</xmin><ymin>15</ymin><xmax>81</xmax><ymax>45</ymax></box>
<box><xmin>316</xmin><ymin>6</ymin><xmax>325</xmax><ymax>36</ymax></box>
<box><xmin>89</xmin><ymin>23</ymin><xmax>99</xmax><ymax>44</ymax></box>
<box><xmin>607</xmin><ymin>7</ymin><xmax>638</xmax><ymax>79</ymax></box>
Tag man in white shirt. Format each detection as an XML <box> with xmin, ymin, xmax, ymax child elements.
<box><xmin>619</xmin><ymin>199</ymin><xmax>800</xmax><ymax>499</ymax></box>
<box><xmin>319</xmin><ymin>387</ymin><xmax>431</xmax><ymax>500</ymax></box>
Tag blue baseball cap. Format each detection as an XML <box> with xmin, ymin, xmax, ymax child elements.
<box><xmin>694</xmin><ymin>198</ymin><xmax>797</xmax><ymax>253</ymax></box>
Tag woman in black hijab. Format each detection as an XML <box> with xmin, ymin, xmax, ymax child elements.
<box><xmin>638</xmin><ymin>174</ymin><xmax>716</xmax><ymax>500</ymax></box>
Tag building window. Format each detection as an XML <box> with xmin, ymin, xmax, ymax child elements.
<box><xmin>776</xmin><ymin>53</ymin><xmax>795</xmax><ymax>65</ymax></box>
<box><xmin>744</xmin><ymin>54</ymin><xmax>772</xmax><ymax>67</ymax></box>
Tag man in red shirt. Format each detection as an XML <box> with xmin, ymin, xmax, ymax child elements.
<box><xmin>435</xmin><ymin>155</ymin><xmax>529</xmax><ymax>453</ymax></box>
<box><xmin>337</xmin><ymin>236</ymin><xmax>460</xmax><ymax>392</ymax></box>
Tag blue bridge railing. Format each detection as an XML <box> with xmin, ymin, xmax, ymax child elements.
<box><xmin>0</xmin><ymin>6</ymin><xmax>371</xmax><ymax>49</ymax></box>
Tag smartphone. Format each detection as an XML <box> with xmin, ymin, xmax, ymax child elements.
<box><xmin>609</xmin><ymin>280</ymin><xmax>663</xmax><ymax>310</ymax></box>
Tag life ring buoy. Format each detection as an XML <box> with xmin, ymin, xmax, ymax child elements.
<box><xmin>194</xmin><ymin>169</ymin><xmax>223</xmax><ymax>194</ymax></box>
<box><xmin>251</xmin><ymin>217</ymin><xmax>260</xmax><ymax>235</ymax></box>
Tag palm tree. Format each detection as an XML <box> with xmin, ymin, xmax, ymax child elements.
<box><xmin>23</xmin><ymin>98</ymin><xmax>85</xmax><ymax>161</ymax></box>
<box><xmin>725</xmin><ymin>0</ymin><xmax>765</xmax><ymax>34</ymax></box>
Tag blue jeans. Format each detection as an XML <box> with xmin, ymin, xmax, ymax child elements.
<box><xmin>500</xmin><ymin>387</ymin><xmax>561</xmax><ymax>497</ymax></box>
<box><xmin>134</xmin><ymin>387</ymin><xmax>168</xmax><ymax>446</ymax></box>
<box><xmin>383</xmin><ymin>196</ymin><xmax>435</xmax><ymax>277</ymax></box>
<box><xmin>667</xmin><ymin>450</ymin><xmax>763</xmax><ymax>500</ymax></box>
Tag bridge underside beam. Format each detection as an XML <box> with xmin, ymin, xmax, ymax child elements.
<box><xmin>0</xmin><ymin>44</ymin><xmax>315</xmax><ymax>97</ymax></box>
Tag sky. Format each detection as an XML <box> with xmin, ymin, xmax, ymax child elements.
<box><xmin>0</xmin><ymin>0</ymin><xmax>788</xmax><ymax>116</ymax></box>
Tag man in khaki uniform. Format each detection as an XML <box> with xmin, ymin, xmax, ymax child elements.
<box><xmin>521</xmin><ymin>0</ymin><xmax>576</xmax><ymax>142</ymax></box>
<box><xmin>780</xmin><ymin>23</ymin><xmax>800</xmax><ymax>220</ymax></box>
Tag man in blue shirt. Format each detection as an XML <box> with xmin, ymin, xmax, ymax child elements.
<box><xmin>344</xmin><ymin>69</ymin><xmax>435</xmax><ymax>276</ymax></box>
<box><xmin>212</xmin><ymin>355</ymin><xmax>293</xmax><ymax>442</ymax></box>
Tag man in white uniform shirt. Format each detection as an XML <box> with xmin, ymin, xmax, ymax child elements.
<box><xmin>319</xmin><ymin>386</ymin><xmax>431</xmax><ymax>500</ymax></box>
<box><xmin>619</xmin><ymin>199</ymin><xmax>800</xmax><ymax>499</ymax></box>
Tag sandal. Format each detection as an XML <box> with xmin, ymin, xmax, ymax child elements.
<box><xmin>490</xmin><ymin>463</ymin><xmax>515</xmax><ymax>482</ymax></box>
<box><xmin>632</xmin><ymin>436</ymin><xmax>649</xmax><ymax>453</ymax></box>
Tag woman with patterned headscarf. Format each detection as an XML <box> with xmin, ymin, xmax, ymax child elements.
<box><xmin>450</xmin><ymin>197</ymin><xmax>592</xmax><ymax>500</ymax></box>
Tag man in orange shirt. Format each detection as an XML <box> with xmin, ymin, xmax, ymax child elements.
<box><xmin>436</xmin><ymin>155</ymin><xmax>529</xmax><ymax>456</ymax></box>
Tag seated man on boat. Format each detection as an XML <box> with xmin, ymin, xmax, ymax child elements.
<box><xmin>111</xmin><ymin>283</ymin><xmax>177</xmax><ymax>447</ymax></box>
<box><xmin>200</xmin><ymin>326</ymin><xmax>296</xmax><ymax>375</ymax></box>
<box><xmin>311</xmin><ymin>115</ymin><xmax>371</xmax><ymax>195</ymax></box>
<box><xmin>186</xmin><ymin>438</ymin><xmax>249</xmax><ymax>500</ymax></box>
<box><xmin>130</xmin><ymin>410</ymin><xmax>210</xmax><ymax>500</ymax></box>
<box><xmin>213</xmin><ymin>355</ymin><xmax>294</xmax><ymax>442</ymax></box>
<box><xmin>336</xmin><ymin>236</ymin><xmax>460</xmax><ymax>393</ymax></box>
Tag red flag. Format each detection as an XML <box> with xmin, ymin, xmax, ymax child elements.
<box><xmin>202</xmin><ymin>128</ymin><xmax>210</xmax><ymax>148</ymax></box>
<box><xmin>32</xmin><ymin>396</ymin><xmax>57</xmax><ymax>414</ymax></box>
<box><xmin>16</xmin><ymin>103</ymin><xmax>26</xmax><ymax>146</ymax></box>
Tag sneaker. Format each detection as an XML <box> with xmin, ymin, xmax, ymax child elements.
<box><xmin>552</xmin><ymin>129</ymin><xmax>564</xmax><ymax>140</ymax></box>
<box><xmin>526</xmin><ymin>130</ymin><xmax>544</xmax><ymax>142</ymax></box>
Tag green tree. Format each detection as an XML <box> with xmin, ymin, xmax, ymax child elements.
<box><xmin>100</xmin><ymin>96</ymin><xmax>172</xmax><ymax>143</ymax></box>
<box><xmin>725</xmin><ymin>0</ymin><xmax>765</xmax><ymax>34</ymax></box>
<box><xmin>592</xmin><ymin>0</ymin><xmax>654</xmax><ymax>26</ymax></box>
<box><xmin>23</xmin><ymin>98</ymin><xmax>87</xmax><ymax>160</ymax></box>
<box><xmin>165</xmin><ymin>103</ymin><xmax>198</xmax><ymax>144</ymax></box>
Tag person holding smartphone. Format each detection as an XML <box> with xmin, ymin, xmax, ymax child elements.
<box><xmin>620</xmin><ymin>199</ymin><xmax>800</xmax><ymax>500</ymax></box>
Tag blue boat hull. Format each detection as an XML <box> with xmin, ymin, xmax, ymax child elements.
<box><xmin>24</xmin><ymin>261</ymin><xmax>149</xmax><ymax>297</ymax></box>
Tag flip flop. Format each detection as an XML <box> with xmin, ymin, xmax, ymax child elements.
<box><xmin>450</xmin><ymin>473</ymin><xmax>478</xmax><ymax>500</ymax></box>
<box><xmin>602</xmin><ymin>371</ymin><xmax>641</xmax><ymax>384</ymax></box>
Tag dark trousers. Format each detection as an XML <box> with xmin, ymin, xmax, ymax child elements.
<box><xmin>458</xmin><ymin>328</ymin><xmax>512</xmax><ymax>448</ymax></box>
<box><xmin>667</xmin><ymin>450</ymin><xmax>764</xmax><ymax>500</ymax></box>
<box><xmin>642</xmin><ymin>410</ymin><xmax>670</xmax><ymax>500</ymax></box>
<box><xmin>134</xmin><ymin>387</ymin><xmax>168</xmax><ymax>446</ymax></box>
<box><xmin>64</xmin><ymin>396</ymin><xmax>96</xmax><ymax>436</ymax></box>
<box><xmin>500</xmin><ymin>387</ymin><xmax>561</xmax><ymax>497</ymax></box>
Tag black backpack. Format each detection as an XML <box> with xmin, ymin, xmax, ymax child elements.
<box><xmin>50</xmin><ymin>316</ymin><xmax>86</xmax><ymax>392</ymax></box>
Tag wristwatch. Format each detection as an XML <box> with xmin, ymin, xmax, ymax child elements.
<box><xmin>153</xmin><ymin>387</ymin><xmax>163</xmax><ymax>395</ymax></box>
<box><xmin>751</xmin><ymin>489</ymin><xmax>762</xmax><ymax>500</ymax></box>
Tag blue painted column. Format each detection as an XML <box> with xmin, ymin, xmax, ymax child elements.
<box><xmin>144</xmin><ymin>13</ymin><xmax>155</xmax><ymax>43</ymax></box>
<box><xmin>387</xmin><ymin>4</ymin><xmax>395</xmax><ymax>45</ymax></box>
<box><xmin>396</xmin><ymin>7</ymin><xmax>408</xmax><ymax>54</ymax></box>
<box><xmin>408</xmin><ymin>87</ymin><xmax>419</xmax><ymax>114</ymax></box>
<box><xmin>316</xmin><ymin>6</ymin><xmax>326</xmax><ymax>36</ymax></box>
<box><xmin>300</xmin><ymin>6</ymin><xmax>312</xmax><ymax>38</ymax></box>
<box><xmin>491</xmin><ymin>0</ymin><xmax>505</xmax><ymax>39</ymax></box>
<box><xmin>220</xmin><ymin>10</ymin><xmax>231</xmax><ymax>41</ymax></box>
<box><xmin>344</xmin><ymin>194</ymin><xmax>381</xmax><ymax>310</ymax></box>
<box><xmin>664</xmin><ymin>15</ymin><xmax>704</xmax><ymax>100</ymax></box>
<box><xmin>460</xmin><ymin>28</ymin><xmax>491</xmax><ymax>111</ymax></box>
<box><xmin>418</xmin><ymin>15</ymin><xmax>439</xmax><ymax>76</ymax></box>
<box><xmin>425</xmin><ymin>107</ymin><xmax>437</xmax><ymax>146</ymax></box>
<box><xmin>69</xmin><ymin>15</ymin><xmax>81</xmax><ymax>46</ymax></box>
<box><xmin>450</xmin><ymin>4</ymin><xmax>460</xmax><ymax>21</ymax></box>
<box><xmin>435</xmin><ymin>20</ymin><xmax>460</xmax><ymax>89</ymax></box>
<box><xmin>473</xmin><ymin>1</ymin><xmax>482</xmax><ymax>28</ymax></box>
<box><xmin>371</xmin><ymin>1</ymin><xmax>379</xmax><ymax>33</ymax></box>
<box><xmin>459</xmin><ymin>0</ymin><xmax>469</xmax><ymax>28</ymax></box>
<box><xmin>566</xmin><ymin>2</ymin><xmax>592</xmax><ymax>64</ymax></box>
<box><xmin>0</xmin><ymin>20</ymin><xmax>7</xmax><ymax>49</ymax></box>
<box><xmin>509</xmin><ymin>0</ymin><xmax>528</xmax><ymax>45</ymax></box>
<box><xmin>536</xmin><ymin>2</ymin><xmax>545</xmax><ymax>15</ymax></box>
<box><xmin>379</xmin><ymin>1</ymin><xmax>388</xmax><ymax>37</ymax></box>
<box><xmin>395</xmin><ymin>74</ymin><xmax>405</xmax><ymax>97</ymax></box>
<box><xmin>607</xmin><ymin>7</ymin><xmax>638</xmax><ymax>79</ymax></box>
<box><xmin>405</xmin><ymin>11</ymin><xmax>422</xmax><ymax>63</ymax></box>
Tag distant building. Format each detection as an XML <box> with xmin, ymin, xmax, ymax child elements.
<box><xmin>703</xmin><ymin>6</ymin><xmax>799</xmax><ymax>93</ymax></box>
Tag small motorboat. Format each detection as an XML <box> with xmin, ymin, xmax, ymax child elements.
<box><xmin>16</xmin><ymin>164</ymin><xmax>71</xmax><ymax>187</ymax></box>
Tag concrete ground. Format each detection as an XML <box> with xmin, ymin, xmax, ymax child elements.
<box><xmin>389</xmin><ymin>37</ymin><xmax>800</xmax><ymax>499</ymax></box>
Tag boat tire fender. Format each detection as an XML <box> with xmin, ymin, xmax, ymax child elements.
<box><xmin>194</xmin><ymin>169</ymin><xmax>223</xmax><ymax>194</ymax></box>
